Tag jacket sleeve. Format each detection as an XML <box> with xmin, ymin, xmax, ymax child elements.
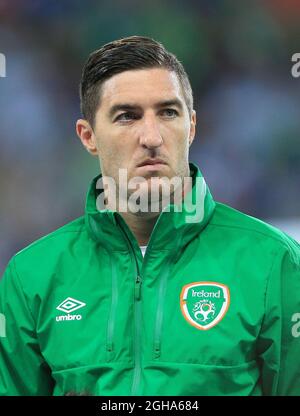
<box><xmin>0</xmin><ymin>257</ymin><xmax>54</xmax><ymax>395</ymax></box>
<box><xmin>257</xmin><ymin>238</ymin><xmax>300</xmax><ymax>395</ymax></box>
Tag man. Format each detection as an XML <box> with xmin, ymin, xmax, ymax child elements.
<box><xmin>0</xmin><ymin>36</ymin><xmax>300</xmax><ymax>396</ymax></box>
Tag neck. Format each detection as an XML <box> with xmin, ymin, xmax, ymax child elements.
<box><xmin>102</xmin><ymin>165</ymin><xmax>192</xmax><ymax>246</ymax></box>
<box><xmin>119</xmin><ymin>211</ymin><xmax>159</xmax><ymax>246</ymax></box>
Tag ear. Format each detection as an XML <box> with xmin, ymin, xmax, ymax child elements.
<box><xmin>76</xmin><ymin>119</ymin><xmax>98</xmax><ymax>156</ymax></box>
<box><xmin>188</xmin><ymin>110</ymin><xmax>196</xmax><ymax>146</ymax></box>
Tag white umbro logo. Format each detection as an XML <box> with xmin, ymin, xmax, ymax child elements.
<box><xmin>56</xmin><ymin>297</ymin><xmax>86</xmax><ymax>314</ymax></box>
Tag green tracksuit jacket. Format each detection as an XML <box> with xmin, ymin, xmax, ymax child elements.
<box><xmin>0</xmin><ymin>163</ymin><xmax>300</xmax><ymax>396</ymax></box>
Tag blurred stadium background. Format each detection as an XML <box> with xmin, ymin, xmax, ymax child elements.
<box><xmin>0</xmin><ymin>0</ymin><xmax>300</xmax><ymax>274</ymax></box>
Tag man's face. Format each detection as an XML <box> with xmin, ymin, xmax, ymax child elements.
<box><xmin>78</xmin><ymin>67</ymin><xmax>196</xmax><ymax>203</ymax></box>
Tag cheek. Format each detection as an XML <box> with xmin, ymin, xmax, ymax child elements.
<box><xmin>169</xmin><ymin>119</ymin><xmax>190</xmax><ymax>140</ymax></box>
<box><xmin>166</xmin><ymin>124</ymin><xmax>190</xmax><ymax>152</ymax></box>
<box><xmin>97</xmin><ymin>134</ymin><xmax>121</xmax><ymax>159</ymax></box>
<box><xmin>98</xmin><ymin>139</ymin><xmax>132</xmax><ymax>175</ymax></box>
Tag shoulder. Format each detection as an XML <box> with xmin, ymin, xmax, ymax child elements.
<box><xmin>2</xmin><ymin>216</ymin><xmax>93</xmax><ymax>289</ymax></box>
<box><xmin>209</xmin><ymin>202</ymin><xmax>300</xmax><ymax>264</ymax></box>
<box><xmin>14</xmin><ymin>216</ymin><xmax>87</xmax><ymax>259</ymax></box>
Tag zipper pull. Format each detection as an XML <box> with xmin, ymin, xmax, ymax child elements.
<box><xmin>154</xmin><ymin>340</ymin><xmax>161</xmax><ymax>358</ymax></box>
<box><xmin>135</xmin><ymin>275</ymin><xmax>142</xmax><ymax>300</ymax></box>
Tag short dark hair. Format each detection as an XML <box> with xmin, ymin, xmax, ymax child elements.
<box><xmin>79</xmin><ymin>35</ymin><xmax>193</xmax><ymax>127</ymax></box>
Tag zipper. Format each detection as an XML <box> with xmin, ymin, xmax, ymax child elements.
<box><xmin>153</xmin><ymin>262</ymin><xmax>171</xmax><ymax>359</ymax></box>
<box><xmin>114</xmin><ymin>212</ymin><xmax>183</xmax><ymax>392</ymax></box>
<box><xmin>113</xmin><ymin>214</ymin><xmax>143</xmax><ymax>396</ymax></box>
<box><xmin>128</xmin><ymin>249</ymin><xmax>143</xmax><ymax>395</ymax></box>
<box><xmin>135</xmin><ymin>275</ymin><xmax>142</xmax><ymax>301</ymax></box>
<box><xmin>130</xmin><ymin>253</ymin><xmax>142</xmax><ymax>396</ymax></box>
<box><xmin>152</xmin><ymin>235</ymin><xmax>183</xmax><ymax>359</ymax></box>
<box><xmin>106</xmin><ymin>252</ymin><xmax>118</xmax><ymax>359</ymax></box>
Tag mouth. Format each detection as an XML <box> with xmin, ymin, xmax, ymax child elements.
<box><xmin>137</xmin><ymin>159</ymin><xmax>167</xmax><ymax>171</ymax></box>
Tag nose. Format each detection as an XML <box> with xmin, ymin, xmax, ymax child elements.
<box><xmin>139</xmin><ymin>114</ymin><xmax>163</xmax><ymax>149</ymax></box>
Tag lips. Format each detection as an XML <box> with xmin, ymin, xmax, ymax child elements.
<box><xmin>137</xmin><ymin>159</ymin><xmax>166</xmax><ymax>167</ymax></box>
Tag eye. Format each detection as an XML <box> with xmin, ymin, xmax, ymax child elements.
<box><xmin>115</xmin><ymin>112</ymin><xmax>139</xmax><ymax>122</ymax></box>
<box><xmin>161</xmin><ymin>108</ymin><xmax>178</xmax><ymax>118</ymax></box>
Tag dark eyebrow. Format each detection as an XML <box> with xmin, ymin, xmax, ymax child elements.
<box><xmin>155</xmin><ymin>99</ymin><xmax>184</xmax><ymax>111</ymax></box>
<box><xmin>108</xmin><ymin>98</ymin><xmax>184</xmax><ymax>120</ymax></box>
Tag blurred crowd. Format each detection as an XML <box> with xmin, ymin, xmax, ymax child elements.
<box><xmin>0</xmin><ymin>0</ymin><xmax>300</xmax><ymax>273</ymax></box>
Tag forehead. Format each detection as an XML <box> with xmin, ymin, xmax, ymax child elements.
<box><xmin>99</xmin><ymin>68</ymin><xmax>184</xmax><ymax>109</ymax></box>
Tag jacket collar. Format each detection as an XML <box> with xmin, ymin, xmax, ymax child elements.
<box><xmin>85</xmin><ymin>163</ymin><xmax>216</xmax><ymax>254</ymax></box>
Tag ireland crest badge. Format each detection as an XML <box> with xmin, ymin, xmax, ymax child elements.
<box><xmin>180</xmin><ymin>282</ymin><xmax>230</xmax><ymax>330</ymax></box>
